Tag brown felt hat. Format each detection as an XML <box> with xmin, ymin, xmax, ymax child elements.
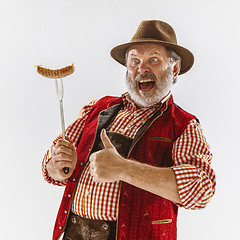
<box><xmin>110</xmin><ymin>20</ymin><xmax>194</xmax><ymax>74</ymax></box>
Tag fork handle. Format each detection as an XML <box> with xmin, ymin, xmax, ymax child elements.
<box><xmin>59</xmin><ymin>101</ymin><xmax>66</xmax><ymax>140</ymax></box>
<box><xmin>55</xmin><ymin>79</ymin><xmax>69</xmax><ymax>175</ymax></box>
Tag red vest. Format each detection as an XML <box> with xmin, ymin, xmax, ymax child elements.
<box><xmin>52</xmin><ymin>95</ymin><xmax>196</xmax><ymax>240</ymax></box>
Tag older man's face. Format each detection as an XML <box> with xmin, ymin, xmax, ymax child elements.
<box><xmin>126</xmin><ymin>43</ymin><xmax>174</xmax><ymax>107</ymax></box>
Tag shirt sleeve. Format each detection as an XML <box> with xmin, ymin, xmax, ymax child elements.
<box><xmin>171</xmin><ymin>119</ymin><xmax>216</xmax><ymax>209</ymax></box>
<box><xmin>41</xmin><ymin>100</ymin><xmax>97</xmax><ymax>186</ymax></box>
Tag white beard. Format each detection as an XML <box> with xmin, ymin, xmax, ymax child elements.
<box><xmin>125</xmin><ymin>67</ymin><xmax>174</xmax><ymax>108</ymax></box>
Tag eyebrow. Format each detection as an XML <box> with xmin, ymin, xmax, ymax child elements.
<box><xmin>129</xmin><ymin>52</ymin><xmax>137</xmax><ymax>57</ymax></box>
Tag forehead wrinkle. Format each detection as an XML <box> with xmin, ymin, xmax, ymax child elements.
<box><xmin>128</xmin><ymin>49</ymin><xmax>166</xmax><ymax>59</ymax></box>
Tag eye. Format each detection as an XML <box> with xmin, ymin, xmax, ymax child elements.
<box><xmin>131</xmin><ymin>58</ymin><xmax>140</xmax><ymax>65</ymax></box>
<box><xmin>150</xmin><ymin>57</ymin><xmax>159</xmax><ymax>63</ymax></box>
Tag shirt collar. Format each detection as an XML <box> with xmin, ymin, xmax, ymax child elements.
<box><xmin>121</xmin><ymin>91</ymin><xmax>172</xmax><ymax>110</ymax></box>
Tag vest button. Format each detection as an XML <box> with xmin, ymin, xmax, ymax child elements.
<box><xmin>71</xmin><ymin>217</ymin><xmax>77</xmax><ymax>224</ymax></box>
<box><xmin>64</xmin><ymin>210</ymin><xmax>68</xmax><ymax>214</ymax></box>
<box><xmin>68</xmin><ymin>194</ymin><xmax>72</xmax><ymax>197</ymax></box>
<box><xmin>80</xmin><ymin>162</ymin><xmax>83</xmax><ymax>166</ymax></box>
<box><xmin>59</xmin><ymin>226</ymin><xmax>63</xmax><ymax>230</ymax></box>
<box><xmin>72</xmin><ymin>178</ymin><xmax>76</xmax><ymax>182</ymax></box>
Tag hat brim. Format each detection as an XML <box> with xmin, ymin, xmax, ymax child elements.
<box><xmin>110</xmin><ymin>39</ymin><xmax>194</xmax><ymax>75</ymax></box>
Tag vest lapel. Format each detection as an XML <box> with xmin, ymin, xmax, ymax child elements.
<box><xmin>91</xmin><ymin>103</ymin><xmax>123</xmax><ymax>153</ymax></box>
<box><xmin>128</xmin><ymin>109</ymin><xmax>163</xmax><ymax>156</ymax></box>
<box><xmin>129</xmin><ymin>98</ymin><xmax>172</xmax><ymax>156</ymax></box>
<box><xmin>98</xmin><ymin>103</ymin><xmax>123</xmax><ymax>129</ymax></box>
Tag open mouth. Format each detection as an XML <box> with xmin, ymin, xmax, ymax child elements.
<box><xmin>138</xmin><ymin>79</ymin><xmax>155</xmax><ymax>92</ymax></box>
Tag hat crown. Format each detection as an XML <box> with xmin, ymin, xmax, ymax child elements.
<box><xmin>131</xmin><ymin>20</ymin><xmax>177</xmax><ymax>44</ymax></box>
<box><xmin>110</xmin><ymin>20</ymin><xmax>194</xmax><ymax>74</ymax></box>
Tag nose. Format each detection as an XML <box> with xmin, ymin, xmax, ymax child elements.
<box><xmin>138</xmin><ymin>62</ymin><xmax>150</xmax><ymax>74</ymax></box>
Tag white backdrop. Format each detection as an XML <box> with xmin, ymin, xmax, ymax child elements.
<box><xmin>0</xmin><ymin>0</ymin><xmax>239</xmax><ymax>239</ymax></box>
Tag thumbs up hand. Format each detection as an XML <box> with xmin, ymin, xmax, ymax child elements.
<box><xmin>89</xmin><ymin>129</ymin><xmax>126</xmax><ymax>183</ymax></box>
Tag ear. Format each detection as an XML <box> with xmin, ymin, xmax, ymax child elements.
<box><xmin>173</xmin><ymin>60</ymin><xmax>181</xmax><ymax>79</ymax></box>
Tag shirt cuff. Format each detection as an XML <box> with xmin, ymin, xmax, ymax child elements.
<box><xmin>41</xmin><ymin>150</ymin><xmax>67</xmax><ymax>186</ymax></box>
<box><xmin>172</xmin><ymin>164</ymin><xmax>214</xmax><ymax>209</ymax></box>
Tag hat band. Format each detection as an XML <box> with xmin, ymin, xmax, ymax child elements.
<box><xmin>131</xmin><ymin>38</ymin><xmax>177</xmax><ymax>44</ymax></box>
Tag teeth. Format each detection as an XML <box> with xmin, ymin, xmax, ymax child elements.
<box><xmin>139</xmin><ymin>79</ymin><xmax>154</xmax><ymax>83</ymax></box>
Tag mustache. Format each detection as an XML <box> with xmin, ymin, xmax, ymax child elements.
<box><xmin>135</xmin><ymin>73</ymin><xmax>157</xmax><ymax>82</ymax></box>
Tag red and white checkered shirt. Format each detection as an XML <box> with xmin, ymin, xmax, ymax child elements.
<box><xmin>42</xmin><ymin>92</ymin><xmax>216</xmax><ymax>220</ymax></box>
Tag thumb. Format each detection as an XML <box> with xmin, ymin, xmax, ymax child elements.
<box><xmin>101</xmin><ymin>129</ymin><xmax>115</xmax><ymax>149</ymax></box>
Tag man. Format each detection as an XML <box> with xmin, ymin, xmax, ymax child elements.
<box><xmin>42</xmin><ymin>20</ymin><xmax>216</xmax><ymax>240</ymax></box>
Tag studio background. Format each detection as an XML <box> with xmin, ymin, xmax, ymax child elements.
<box><xmin>0</xmin><ymin>0</ymin><xmax>239</xmax><ymax>239</ymax></box>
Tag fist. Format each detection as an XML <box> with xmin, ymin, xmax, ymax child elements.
<box><xmin>47</xmin><ymin>136</ymin><xmax>77</xmax><ymax>181</ymax></box>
